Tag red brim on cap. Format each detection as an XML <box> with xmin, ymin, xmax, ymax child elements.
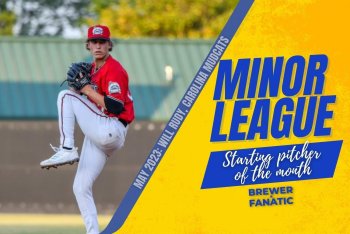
<box><xmin>87</xmin><ymin>37</ymin><xmax>110</xmax><ymax>41</ymax></box>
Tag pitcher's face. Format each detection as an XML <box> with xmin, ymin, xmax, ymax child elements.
<box><xmin>87</xmin><ymin>39</ymin><xmax>111</xmax><ymax>60</ymax></box>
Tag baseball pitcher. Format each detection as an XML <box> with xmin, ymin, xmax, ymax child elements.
<box><xmin>40</xmin><ymin>25</ymin><xmax>135</xmax><ymax>234</ymax></box>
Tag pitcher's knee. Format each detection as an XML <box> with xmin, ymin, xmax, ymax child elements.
<box><xmin>58</xmin><ymin>89</ymin><xmax>70</xmax><ymax>99</ymax></box>
<box><xmin>73</xmin><ymin>181</ymin><xmax>92</xmax><ymax>198</ymax></box>
<box><xmin>57</xmin><ymin>90</ymin><xmax>70</xmax><ymax>105</ymax></box>
<box><xmin>58</xmin><ymin>89</ymin><xmax>78</xmax><ymax>100</ymax></box>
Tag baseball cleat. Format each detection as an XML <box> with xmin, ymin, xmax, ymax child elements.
<box><xmin>44</xmin><ymin>165</ymin><xmax>58</xmax><ymax>170</ymax></box>
<box><xmin>40</xmin><ymin>144</ymin><xmax>79</xmax><ymax>169</ymax></box>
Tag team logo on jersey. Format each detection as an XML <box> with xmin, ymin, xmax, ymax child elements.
<box><xmin>108</xmin><ymin>82</ymin><xmax>121</xmax><ymax>94</ymax></box>
<box><xmin>92</xmin><ymin>27</ymin><xmax>103</xmax><ymax>35</ymax></box>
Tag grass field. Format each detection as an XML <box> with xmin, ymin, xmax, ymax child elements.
<box><xmin>0</xmin><ymin>213</ymin><xmax>112</xmax><ymax>234</ymax></box>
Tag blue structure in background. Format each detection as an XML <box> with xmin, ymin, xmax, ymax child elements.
<box><xmin>0</xmin><ymin>38</ymin><xmax>212</xmax><ymax>121</ymax></box>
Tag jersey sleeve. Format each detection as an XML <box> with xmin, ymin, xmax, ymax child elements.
<box><xmin>104</xmin><ymin>67</ymin><xmax>128</xmax><ymax>105</ymax></box>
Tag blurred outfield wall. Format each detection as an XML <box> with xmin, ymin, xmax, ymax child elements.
<box><xmin>0</xmin><ymin>37</ymin><xmax>212</xmax><ymax>120</ymax></box>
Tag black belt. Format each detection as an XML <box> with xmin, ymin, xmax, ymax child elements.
<box><xmin>119</xmin><ymin>119</ymin><xmax>128</xmax><ymax>127</ymax></box>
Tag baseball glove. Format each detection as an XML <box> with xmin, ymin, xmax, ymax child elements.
<box><xmin>62</xmin><ymin>62</ymin><xmax>92</xmax><ymax>90</ymax></box>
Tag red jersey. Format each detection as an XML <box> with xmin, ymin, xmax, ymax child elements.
<box><xmin>90</xmin><ymin>55</ymin><xmax>135</xmax><ymax>123</ymax></box>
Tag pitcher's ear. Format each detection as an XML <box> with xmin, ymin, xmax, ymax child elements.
<box><xmin>86</xmin><ymin>41</ymin><xmax>90</xmax><ymax>51</ymax></box>
<box><xmin>108</xmin><ymin>40</ymin><xmax>113</xmax><ymax>52</ymax></box>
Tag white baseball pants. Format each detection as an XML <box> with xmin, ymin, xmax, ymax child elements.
<box><xmin>57</xmin><ymin>90</ymin><xmax>127</xmax><ymax>234</ymax></box>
